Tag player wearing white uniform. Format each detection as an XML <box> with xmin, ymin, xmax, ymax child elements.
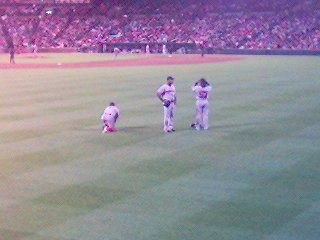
<box><xmin>145</xmin><ymin>44</ymin><xmax>150</xmax><ymax>54</ymax></box>
<box><xmin>113</xmin><ymin>47</ymin><xmax>120</xmax><ymax>60</ymax></box>
<box><xmin>101</xmin><ymin>102</ymin><xmax>120</xmax><ymax>133</ymax></box>
<box><xmin>191</xmin><ymin>78</ymin><xmax>212</xmax><ymax>130</ymax></box>
<box><xmin>33</xmin><ymin>43</ymin><xmax>38</xmax><ymax>55</ymax></box>
<box><xmin>157</xmin><ymin>76</ymin><xmax>176</xmax><ymax>132</ymax></box>
<box><xmin>162</xmin><ymin>44</ymin><xmax>167</xmax><ymax>55</ymax></box>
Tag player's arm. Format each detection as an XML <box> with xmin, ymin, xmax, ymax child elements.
<box><xmin>156</xmin><ymin>90</ymin><xmax>165</xmax><ymax>103</ymax></box>
<box><xmin>101</xmin><ymin>109</ymin><xmax>106</xmax><ymax>120</ymax></box>
<box><xmin>192</xmin><ymin>84</ymin><xmax>200</xmax><ymax>92</ymax></box>
<box><xmin>114</xmin><ymin>112</ymin><xmax>119</xmax><ymax>121</ymax></box>
<box><xmin>173</xmin><ymin>95</ymin><xmax>177</xmax><ymax>105</ymax></box>
<box><xmin>158</xmin><ymin>92</ymin><xmax>170</xmax><ymax>107</ymax></box>
<box><xmin>114</xmin><ymin>108</ymin><xmax>120</xmax><ymax>121</ymax></box>
<box><xmin>206</xmin><ymin>85</ymin><xmax>213</xmax><ymax>92</ymax></box>
<box><xmin>192</xmin><ymin>80</ymin><xmax>200</xmax><ymax>91</ymax></box>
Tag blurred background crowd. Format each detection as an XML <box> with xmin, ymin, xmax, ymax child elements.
<box><xmin>0</xmin><ymin>0</ymin><xmax>319</xmax><ymax>52</ymax></box>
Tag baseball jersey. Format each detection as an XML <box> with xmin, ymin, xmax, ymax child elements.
<box><xmin>192</xmin><ymin>85</ymin><xmax>212</xmax><ymax>100</ymax></box>
<box><xmin>157</xmin><ymin>83</ymin><xmax>176</xmax><ymax>102</ymax></box>
<box><xmin>101</xmin><ymin>106</ymin><xmax>120</xmax><ymax>120</ymax></box>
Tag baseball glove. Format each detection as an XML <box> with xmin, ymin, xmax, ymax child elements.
<box><xmin>163</xmin><ymin>100</ymin><xmax>171</xmax><ymax>107</ymax></box>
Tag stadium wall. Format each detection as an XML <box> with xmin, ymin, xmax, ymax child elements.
<box><xmin>97</xmin><ymin>43</ymin><xmax>196</xmax><ymax>54</ymax></box>
<box><xmin>24</xmin><ymin>44</ymin><xmax>320</xmax><ymax>56</ymax></box>
<box><xmin>39</xmin><ymin>48</ymin><xmax>77</xmax><ymax>53</ymax></box>
<box><xmin>215</xmin><ymin>49</ymin><xmax>320</xmax><ymax>56</ymax></box>
<box><xmin>99</xmin><ymin>43</ymin><xmax>320</xmax><ymax>56</ymax></box>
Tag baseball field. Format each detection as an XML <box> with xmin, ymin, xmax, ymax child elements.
<box><xmin>0</xmin><ymin>53</ymin><xmax>319</xmax><ymax>240</ymax></box>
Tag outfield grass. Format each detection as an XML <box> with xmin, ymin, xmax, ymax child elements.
<box><xmin>0</xmin><ymin>53</ymin><xmax>319</xmax><ymax>240</ymax></box>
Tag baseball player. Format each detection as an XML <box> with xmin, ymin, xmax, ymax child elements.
<box><xmin>162</xmin><ymin>44</ymin><xmax>167</xmax><ymax>55</ymax></box>
<box><xmin>9</xmin><ymin>46</ymin><xmax>15</xmax><ymax>64</ymax></box>
<box><xmin>145</xmin><ymin>44</ymin><xmax>150</xmax><ymax>54</ymax></box>
<box><xmin>191</xmin><ymin>78</ymin><xmax>212</xmax><ymax>130</ymax></box>
<box><xmin>33</xmin><ymin>43</ymin><xmax>38</xmax><ymax>56</ymax></box>
<box><xmin>157</xmin><ymin>76</ymin><xmax>176</xmax><ymax>132</ymax></box>
<box><xmin>101</xmin><ymin>102</ymin><xmax>120</xmax><ymax>133</ymax></box>
<box><xmin>113</xmin><ymin>47</ymin><xmax>120</xmax><ymax>60</ymax></box>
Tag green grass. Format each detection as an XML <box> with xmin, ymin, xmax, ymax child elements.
<box><xmin>0</xmin><ymin>53</ymin><xmax>319</xmax><ymax>240</ymax></box>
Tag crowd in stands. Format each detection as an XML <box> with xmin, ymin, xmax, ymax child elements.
<box><xmin>0</xmin><ymin>0</ymin><xmax>319</xmax><ymax>52</ymax></box>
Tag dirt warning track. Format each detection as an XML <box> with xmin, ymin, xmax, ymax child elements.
<box><xmin>0</xmin><ymin>55</ymin><xmax>243</xmax><ymax>69</ymax></box>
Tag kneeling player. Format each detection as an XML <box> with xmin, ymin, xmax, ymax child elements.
<box><xmin>101</xmin><ymin>102</ymin><xmax>120</xmax><ymax>133</ymax></box>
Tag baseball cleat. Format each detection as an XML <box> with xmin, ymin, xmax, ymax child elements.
<box><xmin>164</xmin><ymin>128</ymin><xmax>173</xmax><ymax>133</ymax></box>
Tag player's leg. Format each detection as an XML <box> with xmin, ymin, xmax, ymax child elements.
<box><xmin>169</xmin><ymin>103</ymin><xmax>175</xmax><ymax>131</ymax></box>
<box><xmin>164</xmin><ymin>104</ymin><xmax>175</xmax><ymax>132</ymax></box>
<box><xmin>163</xmin><ymin>106</ymin><xmax>170</xmax><ymax>132</ymax></box>
<box><xmin>102</xmin><ymin>119</ymin><xmax>109</xmax><ymax>133</ymax></box>
<box><xmin>202</xmin><ymin>103</ymin><xmax>209</xmax><ymax>130</ymax></box>
<box><xmin>103</xmin><ymin>116</ymin><xmax>116</xmax><ymax>132</ymax></box>
<box><xmin>107</xmin><ymin>121</ymin><xmax>115</xmax><ymax>132</ymax></box>
<box><xmin>191</xmin><ymin>102</ymin><xmax>198</xmax><ymax>129</ymax></box>
<box><xmin>195</xmin><ymin>101</ymin><xmax>203</xmax><ymax>130</ymax></box>
<box><xmin>108</xmin><ymin>116</ymin><xmax>117</xmax><ymax>132</ymax></box>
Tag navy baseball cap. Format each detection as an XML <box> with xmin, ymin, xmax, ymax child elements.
<box><xmin>167</xmin><ymin>76</ymin><xmax>174</xmax><ymax>80</ymax></box>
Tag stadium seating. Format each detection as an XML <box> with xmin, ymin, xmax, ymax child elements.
<box><xmin>0</xmin><ymin>0</ymin><xmax>319</xmax><ymax>52</ymax></box>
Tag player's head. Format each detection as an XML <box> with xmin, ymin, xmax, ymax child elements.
<box><xmin>167</xmin><ymin>76</ymin><xmax>174</xmax><ymax>85</ymax></box>
<box><xmin>109</xmin><ymin>102</ymin><xmax>115</xmax><ymax>106</ymax></box>
<box><xmin>199</xmin><ymin>78</ymin><xmax>209</xmax><ymax>87</ymax></box>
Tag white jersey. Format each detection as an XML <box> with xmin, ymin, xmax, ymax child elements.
<box><xmin>192</xmin><ymin>85</ymin><xmax>212</xmax><ymax>101</ymax></box>
<box><xmin>157</xmin><ymin>83</ymin><xmax>176</xmax><ymax>102</ymax></box>
<box><xmin>101</xmin><ymin>106</ymin><xmax>120</xmax><ymax>120</ymax></box>
<box><xmin>162</xmin><ymin>44</ymin><xmax>167</xmax><ymax>54</ymax></box>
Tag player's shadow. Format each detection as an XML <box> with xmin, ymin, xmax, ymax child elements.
<box><xmin>80</xmin><ymin>126</ymin><xmax>148</xmax><ymax>132</ymax></box>
<box><xmin>120</xmin><ymin>126</ymin><xmax>149</xmax><ymax>132</ymax></box>
<box><xmin>175</xmin><ymin>122</ymin><xmax>259</xmax><ymax>132</ymax></box>
<box><xmin>74</xmin><ymin>122</ymin><xmax>259</xmax><ymax>133</ymax></box>
<box><xmin>212</xmin><ymin>122</ymin><xmax>261</xmax><ymax>130</ymax></box>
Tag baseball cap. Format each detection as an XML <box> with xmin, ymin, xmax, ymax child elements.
<box><xmin>167</xmin><ymin>76</ymin><xmax>174</xmax><ymax>80</ymax></box>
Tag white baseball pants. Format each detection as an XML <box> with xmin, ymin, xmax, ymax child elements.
<box><xmin>195</xmin><ymin>99</ymin><xmax>209</xmax><ymax>130</ymax></box>
<box><xmin>163</xmin><ymin>103</ymin><xmax>175</xmax><ymax>131</ymax></box>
